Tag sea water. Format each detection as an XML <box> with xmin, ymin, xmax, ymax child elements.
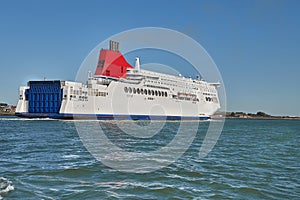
<box><xmin>0</xmin><ymin>116</ymin><xmax>299</xmax><ymax>199</ymax></box>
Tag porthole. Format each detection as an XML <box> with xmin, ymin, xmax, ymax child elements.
<box><xmin>133</xmin><ymin>88</ymin><xmax>136</xmax><ymax>94</ymax></box>
<box><xmin>141</xmin><ymin>89</ymin><xmax>144</xmax><ymax>94</ymax></box>
<box><xmin>155</xmin><ymin>91</ymin><xmax>158</xmax><ymax>96</ymax></box>
<box><xmin>165</xmin><ymin>92</ymin><xmax>167</xmax><ymax>97</ymax></box>
<box><xmin>158</xmin><ymin>91</ymin><xmax>161</xmax><ymax>96</ymax></box>
<box><xmin>151</xmin><ymin>90</ymin><xmax>154</xmax><ymax>95</ymax></box>
<box><xmin>137</xmin><ymin>88</ymin><xmax>140</xmax><ymax>94</ymax></box>
<box><xmin>148</xmin><ymin>89</ymin><xmax>151</xmax><ymax>95</ymax></box>
<box><xmin>124</xmin><ymin>87</ymin><xmax>128</xmax><ymax>93</ymax></box>
<box><xmin>145</xmin><ymin>90</ymin><xmax>147</xmax><ymax>95</ymax></box>
<box><xmin>162</xmin><ymin>92</ymin><xmax>164</xmax><ymax>97</ymax></box>
<box><xmin>128</xmin><ymin>87</ymin><xmax>132</xmax><ymax>93</ymax></box>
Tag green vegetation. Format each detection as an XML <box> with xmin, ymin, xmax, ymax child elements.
<box><xmin>225</xmin><ymin>111</ymin><xmax>299</xmax><ymax>120</ymax></box>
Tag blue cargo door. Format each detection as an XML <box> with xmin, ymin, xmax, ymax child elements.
<box><xmin>26</xmin><ymin>80</ymin><xmax>63</xmax><ymax>114</ymax></box>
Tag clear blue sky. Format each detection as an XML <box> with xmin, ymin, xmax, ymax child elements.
<box><xmin>0</xmin><ymin>0</ymin><xmax>299</xmax><ymax>116</ymax></box>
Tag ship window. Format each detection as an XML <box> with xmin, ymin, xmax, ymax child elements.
<box><xmin>162</xmin><ymin>92</ymin><xmax>164</xmax><ymax>97</ymax></box>
<box><xmin>141</xmin><ymin>89</ymin><xmax>144</xmax><ymax>94</ymax></box>
<box><xmin>128</xmin><ymin>87</ymin><xmax>132</xmax><ymax>93</ymax></box>
<box><xmin>151</xmin><ymin>90</ymin><xmax>154</xmax><ymax>95</ymax></box>
<box><xmin>158</xmin><ymin>91</ymin><xmax>161</xmax><ymax>96</ymax></box>
<box><xmin>137</xmin><ymin>88</ymin><xmax>140</xmax><ymax>94</ymax></box>
<box><xmin>155</xmin><ymin>91</ymin><xmax>158</xmax><ymax>96</ymax></box>
<box><xmin>148</xmin><ymin>89</ymin><xmax>151</xmax><ymax>95</ymax></box>
<box><xmin>144</xmin><ymin>90</ymin><xmax>147</xmax><ymax>95</ymax></box>
<box><xmin>124</xmin><ymin>87</ymin><xmax>128</xmax><ymax>93</ymax></box>
<box><xmin>133</xmin><ymin>88</ymin><xmax>136</xmax><ymax>94</ymax></box>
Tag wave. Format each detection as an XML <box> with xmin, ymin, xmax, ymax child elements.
<box><xmin>0</xmin><ymin>177</ymin><xmax>14</xmax><ymax>199</ymax></box>
<box><xmin>62</xmin><ymin>154</ymin><xmax>80</xmax><ymax>159</ymax></box>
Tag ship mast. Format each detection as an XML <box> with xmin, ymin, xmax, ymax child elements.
<box><xmin>135</xmin><ymin>57</ymin><xmax>140</xmax><ymax>71</ymax></box>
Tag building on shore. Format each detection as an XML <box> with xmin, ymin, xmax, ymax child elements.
<box><xmin>0</xmin><ymin>103</ymin><xmax>16</xmax><ymax>113</ymax></box>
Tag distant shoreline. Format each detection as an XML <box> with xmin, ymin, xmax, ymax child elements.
<box><xmin>213</xmin><ymin>111</ymin><xmax>300</xmax><ymax>120</ymax></box>
<box><xmin>221</xmin><ymin>116</ymin><xmax>300</xmax><ymax>120</ymax></box>
<box><xmin>0</xmin><ymin>112</ymin><xmax>15</xmax><ymax>116</ymax></box>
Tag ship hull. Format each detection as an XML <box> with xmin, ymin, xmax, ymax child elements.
<box><xmin>15</xmin><ymin>112</ymin><xmax>210</xmax><ymax>120</ymax></box>
<box><xmin>15</xmin><ymin>78</ymin><xmax>219</xmax><ymax>121</ymax></box>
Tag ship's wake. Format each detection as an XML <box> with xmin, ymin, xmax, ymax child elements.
<box><xmin>0</xmin><ymin>117</ymin><xmax>56</xmax><ymax>121</ymax></box>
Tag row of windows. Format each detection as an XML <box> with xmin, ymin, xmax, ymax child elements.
<box><xmin>124</xmin><ymin>87</ymin><xmax>168</xmax><ymax>97</ymax></box>
<box><xmin>147</xmin><ymin>79</ymin><xmax>181</xmax><ymax>88</ymax></box>
<box><xmin>67</xmin><ymin>95</ymin><xmax>88</xmax><ymax>99</ymax></box>
<box><xmin>70</xmin><ymin>90</ymin><xmax>87</xmax><ymax>96</ymax></box>
<box><xmin>70</xmin><ymin>89</ymin><xmax>109</xmax><ymax>97</ymax></box>
<box><xmin>178</xmin><ymin>97</ymin><xmax>199</xmax><ymax>102</ymax></box>
<box><xmin>146</xmin><ymin>80</ymin><xmax>211</xmax><ymax>92</ymax></box>
<box><xmin>206</xmin><ymin>97</ymin><xmax>213</xmax><ymax>102</ymax></box>
<box><xmin>206</xmin><ymin>97</ymin><xmax>218</xmax><ymax>102</ymax></box>
<box><xmin>145</xmin><ymin>84</ymin><xmax>169</xmax><ymax>90</ymax></box>
<box><xmin>96</xmin><ymin>92</ymin><xmax>108</xmax><ymax>97</ymax></box>
<box><xmin>171</xmin><ymin>94</ymin><xmax>199</xmax><ymax>102</ymax></box>
<box><xmin>203</xmin><ymin>92</ymin><xmax>217</xmax><ymax>97</ymax></box>
<box><xmin>66</xmin><ymin>91</ymin><xmax>107</xmax><ymax>99</ymax></box>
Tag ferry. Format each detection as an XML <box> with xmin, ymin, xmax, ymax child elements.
<box><xmin>16</xmin><ymin>41</ymin><xmax>220</xmax><ymax>120</ymax></box>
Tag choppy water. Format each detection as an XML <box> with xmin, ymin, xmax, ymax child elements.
<box><xmin>0</xmin><ymin>116</ymin><xmax>299</xmax><ymax>199</ymax></box>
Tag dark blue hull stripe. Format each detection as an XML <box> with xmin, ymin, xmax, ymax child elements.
<box><xmin>15</xmin><ymin>112</ymin><xmax>210</xmax><ymax>120</ymax></box>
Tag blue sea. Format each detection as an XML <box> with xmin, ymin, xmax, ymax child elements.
<box><xmin>0</xmin><ymin>116</ymin><xmax>299</xmax><ymax>199</ymax></box>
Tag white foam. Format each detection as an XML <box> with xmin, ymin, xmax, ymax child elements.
<box><xmin>62</xmin><ymin>154</ymin><xmax>80</xmax><ymax>158</ymax></box>
<box><xmin>0</xmin><ymin>177</ymin><xmax>14</xmax><ymax>199</ymax></box>
<box><xmin>0</xmin><ymin>117</ymin><xmax>57</xmax><ymax>121</ymax></box>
